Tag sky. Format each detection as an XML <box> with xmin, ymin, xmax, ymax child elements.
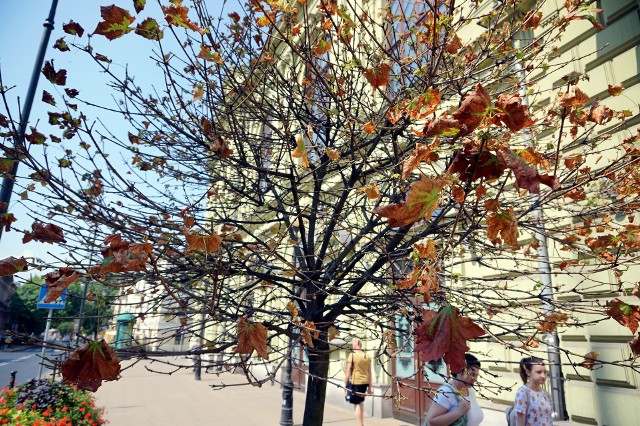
<box><xmin>0</xmin><ymin>0</ymin><xmax>238</xmax><ymax>274</ymax></box>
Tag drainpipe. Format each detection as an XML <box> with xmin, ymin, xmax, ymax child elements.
<box><xmin>515</xmin><ymin>60</ymin><xmax>568</xmax><ymax>421</ymax></box>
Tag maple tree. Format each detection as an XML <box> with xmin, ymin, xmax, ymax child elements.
<box><xmin>1</xmin><ymin>1</ymin><xmax>640</xmax><ymax>425</ymax></box>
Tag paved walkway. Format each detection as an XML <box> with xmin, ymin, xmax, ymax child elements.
<box><xmin>94</xmin><ymin>359</ymin><xmax>414</xmax><ymax>426</ymax></box>
<box><xmin>94</xmin><ymin>359</ymin><xmax>576</xmax><ymax>426</ymax></box>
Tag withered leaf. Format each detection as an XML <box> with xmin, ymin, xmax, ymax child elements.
<box><xmin>42</xmin><ymin>60</ymin><xmax>67</xmax><ymax>85</ymax></box>
<box><xmin>61</xmin><ymin>340</ymin><xmax>121</xmax><ymax>392</ymax></box>
<box><xmin>88</xmin><ymin>234</ymin><xmax>151</xmax><ymax>275</ymax></box>
<box><xmin>452</xmin><ymin>83</ymin><xmax>492</xmax><ymax>137</ymax></box>
<box><xmin>415</xmin><ymin>305</ymin><xmax>485</xmax><ymax>373</ymax></box>
<box><xmin>185</xmin><ymin>231</ymin><xmax>222</xmax><ymax>253</ymax></box>
<box><xmin>235</xmin><ymin>317</ymin><xmax>269</xmax><ymax>359</ymax></box>
<box><xmin>364</xmin><ymin>63</ymin><xmax>391</xmax><ymax>88</ymax></box>
<box><xmin>300</xmin><ymin>320</ymin><xmax>319</xmax><ymax>348</ymax></box>
<box><xmin>374</xmin><ymin>176</ymin><xmax>447</xmax><ymax>227</ymax></box>
<box><xmin>494</xmin><ymin>93</ymin><xmax>536</xmax><ymax>132</ymax></box>
<box><xmin>402</xmin><ymin>141</ymin><xmax>440</xmax><ymax>180</ymax></box>
<box><xmin>606</xmin><ymin>299</ymin><xmax>640</xmax><ymax>334</ymax></box>
<box><xmin>0</xmin><ymin>256</ymin><xmax>28</xmax><ymax>276</ymax></box>
<box><xmin>486</xmin><ymin>208</ymin><xmax>518</xmax><ymax>246</ymax></box>
<box><xmin>578</xmin><ymin>351</ymin><xmax>599</xmax><ymax>370</ymax></box>
<box><xmin>63</xmin><ymin>20</ymin><xmax>85</xmax><ymax>37</ymax></box>
<box><xmin>94</xmin><ymin>5</ymin><xmax>135</xmax><ymax>40</ymax></box>
<box><xmin>43</xmin><ymin>268</ymin><xmax>79</xmax><ymax>302</ymax></box>
<box><xmin>22</xmin><ymin>222</ymin><xmax>66</xmax><ymax>244</ymax></box>
<box><xmin>538</xmin><ymin>312</ymin><xmax>569</xmax><ymax>333</ymax></box>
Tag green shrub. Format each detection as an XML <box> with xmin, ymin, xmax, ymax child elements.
<box><xmin>0</xmin><ymin>379</ymin><xmax>106</xmax><ymax>426</ymax></box>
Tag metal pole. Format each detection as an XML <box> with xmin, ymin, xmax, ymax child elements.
<box><xmin>9</xmin><ymin>371</ymin><xmax>17</xmax><ymax>388</ymax></box>
<box><xmin>37</xmin><ymin>308</ymin><xmax>54</xmax><ymax>379</ymax></box>
<box><xmin>75</xmin><ymin>279</ymin><xmax>89</xmax><ymax>345</ymax></box>
<box><xmin>516</xmin><ymin>61</ymin><xmax>568</xmax><ymax>421</ymax></box>
<box><xmin>279</xmin><ymin>340</ymin><xmax>294</xmax><ymax>426</ymax></box>
<box><xmin>0</xmin><ymin>0</ymin><xmax>59</xmax><ymax>242</ymax></box>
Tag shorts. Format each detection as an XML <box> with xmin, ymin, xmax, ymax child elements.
<box><xmin>349</xmin><ymin>383</ymin><xmax>369</xmax><ymax>404</ymax></box>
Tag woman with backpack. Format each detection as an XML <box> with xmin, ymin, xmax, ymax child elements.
<box><xmin>512</xmin><ymin>356</ymin><xmax>553</xmax><ymax>426</ymax></box>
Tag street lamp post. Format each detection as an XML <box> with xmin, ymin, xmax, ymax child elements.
<box><xmin>279</xmin><ymin>340</ymin><xmax>294</xmax><ymax>426</ymax></box>
<box><xmin>0</xmin><ymin>0</ymin><xmax>59</xmax><ymax>242</ymax></box>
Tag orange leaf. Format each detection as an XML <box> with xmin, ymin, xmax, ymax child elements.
<box><xmin>197</xmin><ymin>46</ymin><xmax>223</xmax><ymax>64</ymax></box>
<box><xmin>361</xmin><ymin>183</ymin><xmax>380</xmax><ymax>200</ymax></box>
<box><xmin>61</xmin><ymin>340</ymin><xmax>121</xmax><ymax>392</ymax></box>
<box><xmin>88</xmin><ymin>235</ymin><xmax>152</xmax><ymax>275</ymax></box>
<box><xmin>291</xmin><ymin>134</ymin><xmax>310</xmax><ymax>169</ymax></box>
<box><xmin>564</xmin><ymin>154</ymin><xmax>583</xmax><ymax>170</ymax></box>
<box><xmin>414</xmin><ymin>305</ymin><xmax>485</xmax><ymax>373</ymax></box>
<box><xmin>523</xmin><ymin>10</ymin><xmax>543</xmax><ymax>30</ymax></box>
<box><xmin>312</xmin><ymin>39</ymin><xmax>331</xmax><ymax>56</ymax></box>
<box><xmin>363</xmin><ymin>122</ymin><xmax>376</xmax><ymax>133</ymax></box>
<box><xmin>414</xmin><ymin>263</ymin><xmax>439</xmax><ymax>304</ymax></box>
<box><xmin>162</xmin><ymin>2</ymin><xmax>204</xmax><ymax>33</ymax></box>
<box><xmin>325</xmin><ymin>147</ymin><xmax>340</xmax><ymax>160</ymax></box>
<box><xmin>22</xmin><ymin>222</ymin><xmax>66</xmax><ymax>244</ymax></box>
<box><xmin>494</xmin><ymin>93</ymin><xmax>536</xmax><ymax>132</ymax></box>
<box><xmin>445</xmin><ymin>33</ymin><xmax>462</xmax><ymax>54</ymax></box>
<box><xmin>364</xmin><ymin>63</ymin><xmax>391</xmax><ymax>88</ymax></box>
<box><xmin>588</xmin><ymin>100</ymin><xmax>613</xmax><ymax>125</ymax></box>
<box><xmin>300</xmin><ymin>320</ymin><xmax>319</xmax><ymax>348</ymax></box>
<box><xmin>236</xmin><ymin>317</ymin><xmax>269</xmax><ymax>359</ymax></box>
<box><xmin>185</xmin><ymin>231</ymin><xmax>222</xmax><ymax>253</ymax></box>
<box><xmin>486</xmin><ymin>208</ymin><xmax>518</xmax><ymax>246</ymax></box>
<box><xmin>451</xmin><ymin>83</ymin><xmax>491</xmax><ymax>137</ymax></box>
<box><xmin>606</xmin><ymin>299</ymin><xmax>640</xmax><ymax>334</ymax></box>
<box><xmin>451</xmin><ymin>185</ymin><xmax>465</xmax><ymax>203</ymax></box>
<box><xmin>578</xmin><ymin>351</ymin><xmax>599</xmax><ymax>370</ymax></box>
<box><xmin>414</xmin><ymin>238</ymin><xmax>437</xmax><ymax>260</ymax></box>
<box><xmin>0</xmin><ymin>256</ymin><xmax>28</xmax><ymax>276</ymax></box>
<box><xmin>538</xmin><ymin>312</ymin><xmax>569</xmax><ymax>333</ymax></box>
<box><xmin>558</xmin><ymin>86</ymin><xmax>589</xmax><ymax>107</ymax></box>
<box><xmin>401</xmin><ymin>140</ymin><xmax>440</xmax><ymax>180</ymax></box>
<box><xmin>43</xmin><ymin>268</ymin><xmax>79</xmax><ymax>302</ymax></box>
<box><xmin>607</xmin><ymin>84</ymin><xmax>624</xmax><ymax>97</ymax></box>
<box><xmin>374</xmin><ymin>176</ymin><xmax>447</xmax><ymax>227</ymax></box>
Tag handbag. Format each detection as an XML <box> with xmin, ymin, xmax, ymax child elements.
<box><xmin>345</xmin><ymin>354</ymin><xmax>355</xmax><ymax>402</ymax></box>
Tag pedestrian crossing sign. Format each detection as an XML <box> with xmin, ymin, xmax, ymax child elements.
<box><xmin>36</xmin><ymin>285</ymin><xmax>68</xmax><ymax>309</ymax></box>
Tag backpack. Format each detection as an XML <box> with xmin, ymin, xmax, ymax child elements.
<box><xmin>505</xmin><ymin>406</ymin><xmax>516</xmax><ymax>426</ymax></box>
<box><xmin>505</xmin><ymin>386</ymin><xmax>530</xmax><ymax>426</ymax></box>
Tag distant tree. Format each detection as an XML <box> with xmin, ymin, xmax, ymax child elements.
<box><xmin>8</xmin><ymin>276</ymin><xmax>112</xmax><ymax>337</ymax></box>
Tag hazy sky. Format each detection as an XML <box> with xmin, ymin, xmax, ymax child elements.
<box><xmin>0</xmin><ymin>0</ymin><xmax>237</xmax><ymax>272</ymax></box>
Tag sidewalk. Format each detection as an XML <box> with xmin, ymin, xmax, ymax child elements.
<box><xmin>94</xmin><ymin>360</ymin><xmax>576</xmax><ymax>426</ymax></box>
<box><xmin>94</xmin><ymin>359</ymin><xmax>412</xmax><ymax>426</ymax></box>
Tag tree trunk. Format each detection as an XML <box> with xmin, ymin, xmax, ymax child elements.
<box><xmin>301</xmin><ymin>340</ymin><xmax>330</xmax><ymax>426</ymax></box>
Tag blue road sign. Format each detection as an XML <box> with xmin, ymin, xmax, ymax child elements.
<box><xmin>36</xmin><ymin>285</ymin><xmax>67</xmax><ymax>309</ymax></box>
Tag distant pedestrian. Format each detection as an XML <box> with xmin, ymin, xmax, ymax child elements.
<box><xmin>512</xmin><ymin>356</ymin><xmax>553</xmax><ymax>426</ymax></box>
<box><xmin>345</xmin><ymin>337</ymin><xmax>372</xmax><ymax>426</ymax></box>
<box><xmin>425</xmin><ymin>353</ymin><xmax>482</xmax><ymax>426</ymax></box>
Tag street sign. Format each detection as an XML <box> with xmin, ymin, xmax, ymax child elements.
<box><xmin>36</xmin><ymin>285</ymin><xmax>67</xmax><ymax>309</ymax></box>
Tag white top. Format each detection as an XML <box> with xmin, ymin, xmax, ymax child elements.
<box><xmin>432</xmin><ymin>384</ymin><xmax>484</xmax><ymax>425</ymax></box>
<box><xmin>467</xmin><ymin>387</ymin><xmax>484</xmax><ymax>426</ymax></box>
<box><xmin>514</xmin><ymin>385</ymin><xmax>553</xmax><ymax>426</ymax></box>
